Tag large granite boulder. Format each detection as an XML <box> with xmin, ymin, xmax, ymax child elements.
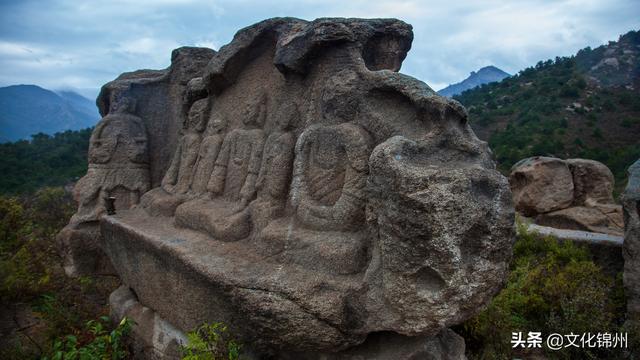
<box><xmin>510</xmin><ymin>156</ymin><xmax>623</xmax><ymax>236</ymax></box>
<box><xmin>61</xmin><ymin>17</ymin><xmax>514</xmax><ymax>357</ymax></box>
<box><xmin>623</xmin><ymin>159</ymin><xmax>640</xmax><ymax>322</ymax></box>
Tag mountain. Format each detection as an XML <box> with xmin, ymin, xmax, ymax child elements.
<box><xmin>0</xmin><ymin>85</ymin><xmax>99</xmax><ymax>143</ymax></box>
<box><xmin>455</xmin><ymin>30</ymin><xmax>640</xmax><ymax>193</ymax></box>
<box><xmin>438</xmin><ymin>66</ymin><xmax>511</xmax><ymax>97</ymax></box>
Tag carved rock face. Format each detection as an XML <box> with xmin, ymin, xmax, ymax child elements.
<box><xmin>76</xmin><ymin>108</ymin><xmax>150</xmax><ymax>221</ymax></box>
<box><xmin>185</xmin><ymin>98</ymin><xmax>209</xmax><ymax>132</ymax></box>
<box><xmin>64</xmin><ymin>17</ymin><xmax>515</xmax><ymax>355</ymax></box>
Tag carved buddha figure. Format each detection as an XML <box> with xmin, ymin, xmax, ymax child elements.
<box><xmin>174</xmin><ymin>96</ymin><xmax>267</xmax><ymax>240</ymax></box>
<box><xmin>72</xmin><ymin>97</ymin><xmax>150</xmax><ymax>223</ymax></box>
<box><xmin>189</xmin><ymin>112</ymin><xmax>227</xmax><ymax>195</ymax></box>
<box><xmin>162</xmin><ymin>98</ymin><xmax>209</xmax><ymax>194</ymax></box>
<box><xmin>255</xmin><ymin>105</ymin><xmax>297</xmax><ymax>206</ymax></box>
<box><xmin>256</xmin><ymin>122</ymin><xmax>372</xmax><ymax>275</ymax></box>
<box><xmin>230</xmin><ymin>103</ymin><xmax>298</xmax><ymax>234</ymax></box>
<box><xmin>140</xmin><ymin>98</ymin><xmax>208</xmax><ymax>217</ymax></box>
<box><xmin>291</xmin><ymin>123</ymin><xmax>372</xmax><ymax>231</ymax></box>
<box><xmin>207</xmin><ymin>95</ymin><xmax>266</xmax><ymax>208</ymax></box>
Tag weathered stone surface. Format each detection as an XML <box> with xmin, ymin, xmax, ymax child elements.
<box><xmin>278</xmin><ymin>328</ymin><xmax>466</xmax><ymax>360</ymax></box>
<box><xmin>57</xmin><ymin>47</ymin><xmax>215</xmax><ymax>276</ymax></box>
<box><xmin>566</xmin><ymin>158</ymin><xmax>615</xmax><ymax>205</ymax></box>
<box><xmin>57</xmin><ymin>97</ymin><xmax>151</xmax><ymax>276</ymax></box>
<box><xmin>110</xmin><ymin>286</ymin><xmax>187</xmax><ymax>360</ymax></box>
<box><xmin>623</xmin><ymin>159</ymin><xmax>640</xmax><ymax>321</ymax></box>
<box><xmin>366</xmin><ymin>134</ymin><xmax>513</xmax><ymax>334</ymax></box>
<box><xmin>109</xmin><ymin>286</ymin><xmax>466</xmax><ymax>360</ymax></box>
<box><xmin>63</xmin><ymin>17</ymin><xmax>515</xmax><ymax>356</ymax></box>
<box><xmin>509</xmin><ymin>156</ymin><xmax>574</xmax><ymax>216</ymax></box>
<box><xmin>57</xmin><ymin>224</ymin><xmax>114</xmax><ymax>276</ymax></box>
<box><xmin>97</xmin><ymin>47</ymin><xmax>216</xmax><ymax>186</ymax></box>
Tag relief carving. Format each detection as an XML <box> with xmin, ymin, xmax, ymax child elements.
<box><xmin>73</xmin><ymin>98</ymin><xmax>150</xmax><ymax>223</ymax></box>
<box><xmin>174</xmin><ymin>96</ymin><xmax>267</xmax><ymax>240</ymax></box>
<box><xmin>291</xmin><ymin>123</ymin><xmax>372</xmax><ymax>231</ymax></box>
<box><xmin>140</xmin><ymin>98</ymin><xmax>208</xmax><ymax>216</ymax></box>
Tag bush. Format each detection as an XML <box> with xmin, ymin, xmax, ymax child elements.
<box><xmin>0</xmin><ymin>188</ymin><xmax>73</xmax><ymax>301</ymax></box>
<box><xmin>181</xmin><ymin>322</ymin><xmax>242</xmax><ymax>360</ymax></box>
<box><xmin>42</xmin><ymin>316</ymin><xmax>132</xmax><ymax>360</ymax></box>
<box><xmin>458</xmin><ymin>221</ymin><xmax>629</xmax><ymax>359</ymax></box>
<box><xmin>0</xmin><ymin>187</ymin><xmax>121</xmax><ymax>359</ymax></box>
<box><xmin>592</xmin><ymin>127</ymin><xmax>604</xmax><ymax>139</ymax></box>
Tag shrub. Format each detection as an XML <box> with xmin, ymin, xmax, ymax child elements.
<box><xmin>458</xmin><ymin>221</ymin><xmax>628</xmax><ymax>359</ymax></box>
<box><xmin>181</xmin><ymin>322</ymin><xmax>242</xmax><ymax>360</ymax></box>
<box><xmin>42</xmin><ymin>316</ymin><xmax>132</xmax><ymax>360</ymax></box>
<box><xmin>0</xmin><ymin>188</ymin><xmax>121</xmax><ymax>359</ymax></box>
<box><xmin>592</xmin><ymin>127</ymin><xmax>604</xmax><ymax>139</ymax></box>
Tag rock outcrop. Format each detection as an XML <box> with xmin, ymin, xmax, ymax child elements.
<box><xmin>510</xmin><ymin>156</ymin><xmax>624</xmax><ymax>236</ymax></box>
<box><xmin>60</xmin><ymin>17</ymin><xmax>514</xmax><ymax>357</ymax></box>
<box><xmin>623</xmin><ymin>159</ymin><xmax>640</xmax><ymax>322</ymax></box>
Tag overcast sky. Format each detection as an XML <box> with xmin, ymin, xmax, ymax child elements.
<box><xmin>0</xmin><ymin>0</ymin><xmax>638</xmax><ymax>99</ymax></box>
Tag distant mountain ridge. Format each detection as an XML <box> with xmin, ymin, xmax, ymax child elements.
<box><xmin>0</xmin><ymin>84</ymin><xmax>99</xmax><ymax>143</ymax></box>
<box><xmin>438</xmin><ymin>66</ymin><xmax>511</xmax><ymax>97</ymax></box>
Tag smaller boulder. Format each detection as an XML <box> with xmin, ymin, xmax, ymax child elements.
<box><xmin>509</xmin><ymin>156</ymin><xmax>574</xmax><ymax>216</ymax></box>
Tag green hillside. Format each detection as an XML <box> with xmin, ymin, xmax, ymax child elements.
<box><xmin>455</xmin><ymin>30</ymin><xmax>640</xmax><ymax>193</ymax></box>
<box><xmin>0</xmin><ymin>129</ymin><xmax>91</xmax><ymax>194</ymax></box>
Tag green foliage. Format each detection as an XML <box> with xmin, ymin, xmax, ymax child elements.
<box><xmin>591</xmin><ymin>127</ymin><xmax>603</xmax><ymax>139</ymax></box>
<box><xmin>0</xmin><ymin>196</ymin><xmax>27</xmax><ymax>250</ymax></box>
<box><xmin>181</xmin><ymin>322</ymin><xmax>242</xmax><ymax>360</ymax></box>
<box><xmin>42</xmin><ymin>316</ymin><xmax>132</xmax><ymax>360</ymax></box>
<box><xmin>0</xmin><ymin>188</ymin><xmax>74</xmax><ymax>301</ymax></box>
<box><xmin>458</xmin><ymin>221</ymin><xmax>629</xmax><ymax>359</ymax></box>
<box><xmin>0</xmin><ymin>128</ymin><xmax>91</xmax><ymax>195</ymax></box>
<box><xmin>0</xmin><ymin>188</ymin><xmax>121</xmax><ymax>359</ymax></box>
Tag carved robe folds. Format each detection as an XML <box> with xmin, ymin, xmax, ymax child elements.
<box><xmin>257</xmin><ymin>123</ymin><xmax>372</xmax><ymax>275</ymax></box>
<box><xmin>140</xmin><ymin>99</ymin><xmax>208</xmax><ymax>216</ymax></box>
<box><xmin>174</xmin><ymin>128</ymin><xmax>265</xmax><ymax>239</ymax></box>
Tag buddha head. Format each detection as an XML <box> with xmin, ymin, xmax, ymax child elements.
<box><xmin>185</xmin><ymin>98</ymin><xmax>209</xmax><ymax>132</ymax></box>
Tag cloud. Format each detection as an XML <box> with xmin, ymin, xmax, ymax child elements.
<box><xmin>0</xmin><ymin>41</ymin><xmax>40</xmax><ymax>57</ymax></box>
<box><xmin>0</xmin><ymin>0</ymin><xmax>638</xmax><ymax>94</ymax></box>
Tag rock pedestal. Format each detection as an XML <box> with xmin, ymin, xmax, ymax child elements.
<box><xmin>60</xmin><ymin>17</ymin><xmax>514</xmax><ymax>358</ymax></box>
